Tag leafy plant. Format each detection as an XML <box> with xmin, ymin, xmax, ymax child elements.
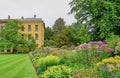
<box><xmin>43</xmin><ymin>65</ymin><xmax>72</xmax><ymax>78</ymax></box>
<box><xmin>37</xmin><ymin>55</ymin><xmax>60</xmax><ymax>74</ymax></box>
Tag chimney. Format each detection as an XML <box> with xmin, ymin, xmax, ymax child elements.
<box><xmin>34</xmin><ymin>14</ymin><xmax>36</xmax><ymax>18</ymax></box>
<box><xmin>8</xmin><ymin>15</ymin><xmax>10</xmax><ymax>19</ymax></box>
<box><xmin>21</xmin><ymin>16</ymin><xmax>24</xmax><ymax>19</ymax></box>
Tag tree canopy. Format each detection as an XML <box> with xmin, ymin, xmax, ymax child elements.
<box><xmin>70</xmin><ymin>0</ymin><xmax>120</xmax><ymax>40</ymax></box>
<box><xmin>52</xmin><ymin>18</ymin><xmax>66</xmax><ymax>35</ymax></box>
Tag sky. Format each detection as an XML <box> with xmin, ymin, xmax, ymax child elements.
<box><xmin>0</xmin><ymin>0</ymin><xmax>76</xmax><ymax>27</ymax></box>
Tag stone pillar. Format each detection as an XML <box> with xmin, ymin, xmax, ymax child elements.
<box><xmin>10</xmin><ymin>47</ymin><xmax>13</xmax><ymax>53</ymax></box>
<box><xmin>4</xmin><ymin>49</ymin><xmax>7</xmax><ymax>53</ymax></box>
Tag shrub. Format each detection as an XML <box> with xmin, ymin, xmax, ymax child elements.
<box><xmin>60</xmin><ymin>50</ymin><xmax>82</xmax><ymax>67</ymax></box>
<box><xmin>44</xmin><ymin>40</ymin><xmax>57</xmax><ymax>48</ymax></box>
<box><xmin>61</xmin><ymin>45</ymin><xmax>68</xmax><ymax>49</ymax></box>
<box><xmin>106</xmin><ymin>34</ymin><xmax>120</xmax><ymax>56</ymax></box>
<box><xmin>107</xmin><ymin>34</ymin><xmax>120</xmax><ymax>49</ymax></box>
<box><xmin>37</xmin><ymin>55</ymin><xmax>60</xmax><ymax>74</ymax></box>
<box><xmin>61</xmin><ymin>48</ymin><xmax>111</xmax><ymax>68</ymax></box>
<box><xmin>43</xmin><ymin>65</ymin><xmax>72</xmax><ymax>78</ymax></box>
<box><xmin>96</xmin><ymin>56</ymin><xmax>120</xmax><ymax>78</ymax></box>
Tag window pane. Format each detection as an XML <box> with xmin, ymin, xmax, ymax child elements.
<box><xmin>28</xmin><ymin>34</ymin><xmax>31</xmax><ymax>40</ymax></box>
<box><xmin>35</xmin><ymin>25</ymin><xmax>38</xmax><ymax>31</ymax></box>
<box><xmin>28</xmin><ymin>25</ymin><xmax>31</xmax><ymax>32</ymax></box>
<box><xmin>35</xmin><ymin>34</ymin><xmax>38</xmax><ymax>40</ymax></box>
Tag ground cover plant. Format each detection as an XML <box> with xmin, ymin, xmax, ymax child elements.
<box><xmin>0</xmin><ymin>54</ymin><xmax>38</xmax><ymax>78</ymax></box>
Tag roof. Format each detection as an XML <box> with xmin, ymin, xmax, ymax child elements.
<box><xmin>0</xmin><ymin>18</ymin><xmax>43</xmax><ymax>23</ymax></box>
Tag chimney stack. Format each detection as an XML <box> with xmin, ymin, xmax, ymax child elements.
<box><xmin>8</xmin><ymin>15</ymin><xmax>10</xmax><ymax>19</ymax></box>
<box><xmin>21</xmin><ymin>16</ymin><xmax>24</xmax><ymax>19</ymax></box>
<box><xmin>34</xmin><ymin>14</ymin><xmax>36</xmax><ymax>18</ymax></box>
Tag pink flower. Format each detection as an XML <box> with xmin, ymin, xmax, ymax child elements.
<box><xmin>102</xmin><ymin>40</ymin><xmax>107</xmax><ymax>44</ymax></box>
<box><xmin>97</xmin><ymin>41</ymin><xmax>103</xmax><ymax>46</ymax></box>
<box><xmin>81</xmin><ymin>44</ymin><xmax>89</xmax><ymax>49</ymax></box>
<box><xmin>107</xmin><ymin>48</ymin><xmax>114</xmax><ymax>53</ymax></box>
<box><xmin>69</xmin><ymin>45</ymin><xmax>75</xmax><ymax>50</ymax></box>
<box><xmin>89</xmin><ymin>41</ymin><xmax>98</xmax><ymax>45</ymax></box>
<box><xmin>97</xmin><ymin>44</ymin><xmax>107</xmax><ymax>51</ymax></box>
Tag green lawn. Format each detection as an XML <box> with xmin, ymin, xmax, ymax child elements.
<box><xmin>0</xmin><ymin>54</ymin><xmax>38</xmax><ymax>78</ymax></box>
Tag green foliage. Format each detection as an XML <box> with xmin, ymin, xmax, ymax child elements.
<box><xmin>44</xmin><ymin>40</ymin><xmax>57</xmax><ymax>48</ymax></box>
<box><xmin>69</xmin><ymin>23</ymin><xmax>91</xmax><ymax>45</ymax></box>
<box><xmin>44</xmin><ymin>27</ymin><xmax>53</xmax><ymax>40</ymax></box>
<box><xmin>70</xmin><ymin>0</ymin><xmax>120</xmax><ymax>40</ymax></box>
<box><xmin>98</xmin><ymin>51</ymin><xmax>111</xmax><ymax>62</ymax></box>
<box><xmin>0</xmin><ymin>40</ymin><xmax>13</xmax><ymax>50</ymax></box>
<box><xmin>107</xmin><ymin>34</ymin><xmax>120</xmax><ymax>48</ymax></box>
<box><xmin>37</xmin><ymin>55</ymin><xmax>60</xmax><ymax>74</ymax></box>
<box><xmin>99</xmin><ymin>68</ymin><xmax>110</xmax><ymax>78</ymax></box>
<box><xmin>107</xmin><ymin>34</ymin><xmax>120</xmax><ymax>55</ymax></box>
<box><xmin>61</xmin><ymin>48</ymin><xmax>111</xmax><ymax>67</ymax></box>
<box><xmin>61</xmin><ymin>45</ymin><xmax>68</xmax><ymax>49</ymax></box>
<box><xmin>77</xmin><ymin>26</ymin><xmax>91</xmax><ymax>44</ymax></box>
<box><xmin>53</xmin><ymin>28</ymin><xmax>73</xmax><ymax>47</ymax></box>
<box><xmin>43</xmin><ymin>65</ymin><xmax>72</xmax><ymax>78</ymax></box>
<box><xmin>52</xmin><ymin>17</ymin><xmax>66</xmax><ymax>35</ymax></box>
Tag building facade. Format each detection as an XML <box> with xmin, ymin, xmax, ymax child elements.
<box><xmin>0</xmin><ymin>15</ymin><xmax>45</xmax><ymax>48</ymax></box>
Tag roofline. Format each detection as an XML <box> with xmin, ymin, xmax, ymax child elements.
<box><xmin>0</xmin><ymin>18</ymin><xmax>44</xmax><ymax>23</ymax></box>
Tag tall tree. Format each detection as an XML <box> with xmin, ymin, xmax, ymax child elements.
<box><xmin>70</xmin><ymin>0</ymin><xmax>120</xmax><ymax>40</ymax></box>
<box><xmin>69</xmin><ymin>23</ymin><xmax>91</xmax><ymax>45</ymax></box>
<box><xmin>44</xmin><ymin>27</ymin><xmax>53</xmax><ymax>40</ymax></box>
<box><xmin>54</xmin><ymin>28</ymin><xmax>73</xmax><ymax>47</ymax></box>
<box><xmin>52</xmin><ymin>18</ymin><xmax>66</xmax><ymax>35</ymax></box>
<box><xmin>0</xmin><ymin>20</ymin><xmax>36</xmax><ymax>52</ymax></box>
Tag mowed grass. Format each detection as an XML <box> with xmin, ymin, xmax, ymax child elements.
<box><xmin>0</xmin><ymin>54</ymin><xmax>38</xmax><ymax>78</ymax></box>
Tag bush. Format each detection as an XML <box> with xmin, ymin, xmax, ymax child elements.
<box><xmin>61</xmin><ymin>49</ymin><xmax>111</xmax><ymax>68</ymax></box>
<box><xmin>60</xmin><ymin>50</ymin><xmax>81</xmax><ymax>67</ymax></box>
<box><xmin>96</xmin><ymin>56</ymin><xmax>120</xmax><ymax>78</ymax></box>
<box><xmin>107</xmin><ymin>34</ymin><xmax>120</xmax><ymax>49</ymax></box>
<box><xmin>44</xmin><ymin>40</ymin><xmax>57</xmax><ymax>48</ymax></box>
<box><xmin>37</xmin><ymin>55</ymin><xmax>60</xmax><ymax>74</ymax></box>
<box><xmin>43</xmin><ymin>65</ymin><xmax>72</xmax><ymax>78</ymax></box>
<box><xmin>61</xmin><ymin>45</ymin><xmax>68</xmax><ymax>49</ymax></box>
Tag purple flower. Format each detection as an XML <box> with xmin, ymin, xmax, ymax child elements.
<box><xmin>89</xmin><ymin>41</ymin><xmax>98</xmax><ymax>45</ymax></box>
<box><xmin>69</xmin><ymin>45</ymin><xmax>76</xmax><ymax>50</ymax></box>
<box><xmin>81</xmin><ymin>44</ymin><xmax>89</xmax><ymax>49</ymax></box>
<box><xmin>97</xmin><ymin>41</ymin><xmax>103</xmax><ymax>46</ymax></box>
<box><xmin>97</xmin><ymin>44</ymin><xmax>107</xmax><ymax>51</ymax></box>
<box><xmin>107</xmin><ymin>48</ymin><xmax>114</xmax><ymax>53</ymax></box>
<box><xmin>102</xmin><ymin>40</ymin><xmax>107</xmax><ymax>44</ymax></box>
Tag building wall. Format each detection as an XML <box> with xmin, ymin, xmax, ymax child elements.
<box><xmin>20</xmin><ymin>21</ymin><xmax>44</xmax><ymax>48</ymax></box>
<box><xmin>0</xmin><ymin>21</ymin><xmax>44</xmax><ymax>48</ymax></box>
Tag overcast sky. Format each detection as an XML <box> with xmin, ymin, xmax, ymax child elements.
<box><xmin>0</xmin><ymin>0</ymin><xmax>76</xmax><ymax>27</ymax></box>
